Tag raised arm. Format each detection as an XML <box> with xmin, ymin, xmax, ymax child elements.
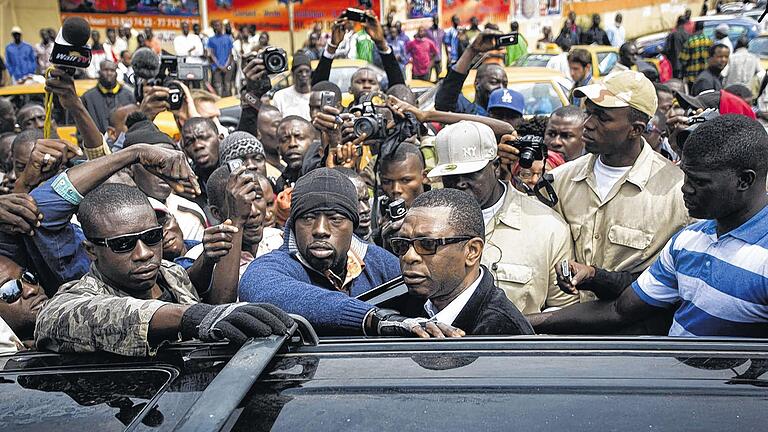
<box><xmin>388</xmin><ymin>95</ymin><xmax>515</xmax><ymax>136</ymax></box>
<box><xmin>45</xmin><ymin>68</ymin><xmax>104</xmax><ymax>155</ymax></box>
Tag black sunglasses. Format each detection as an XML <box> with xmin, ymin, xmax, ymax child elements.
<box><xmin>390</xmin><ymin>236</ymin><xmax>474</xmax><ymax>257</ymax></box>
<box><xmin>88</xmin><ymin>226</ymin><xmax>164</xmax><ymax>253</ymax></box>
<box><xmin>0</xmin><ymin>271</ymin><xmax>38</xmax><ymax>303</ymax></box>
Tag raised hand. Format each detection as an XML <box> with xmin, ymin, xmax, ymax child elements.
<box><xmin>0</xmin><ymin>193</ymin><xmax>41</xmax><ymax>236</ymax></box>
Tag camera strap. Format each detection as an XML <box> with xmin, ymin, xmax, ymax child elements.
<box><xmin>532</xmin><ymin>173</ymin><xmax>559</xmax><ymax>208</ymax></box>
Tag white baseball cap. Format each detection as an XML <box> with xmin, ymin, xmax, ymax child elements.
<box><xmin>10</xmin><ymin>26</ymin><xmax>22</xmax><ymax>35</ymax></box>
<box><xmin>428</xmin><ymin>121</ymin><xmax>497</xmax><ymax>178</ymax></box>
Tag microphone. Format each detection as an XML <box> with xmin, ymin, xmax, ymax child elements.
<box><xmin>50</xmin><ymin>17</ymin><xmax>92</xmax><ymax>70</ymax></box>
<box><xmin>132</xmin><ymin>47</ymin><xmax>161</xmax><ymax>81</ymax></box>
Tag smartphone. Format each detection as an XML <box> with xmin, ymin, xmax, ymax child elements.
<box><xmin>495</xmin><ymin>32</ymin><xmax>519</xmax><ymax>47</ymax></box>
<box><xmin>227</xmin><ymin>158</ymin><xmax>243</xmax><ymax>173</ymax></box>
<box><xmin>321</xmin><ymin>91</ymin><xmax>338</xmax><ymax>108</ymax></box>
<box><xmin>560</xmin><ymin>259</ymin><xmax>572</xmax><ymax>284</ymax></box>
<box><xmin>343</xmin><ymin>8</ymin><xmax>369</xmax><ymax>22</ymax></box>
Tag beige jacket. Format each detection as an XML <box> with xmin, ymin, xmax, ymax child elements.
<box><xmin>550</xmin><ymin>143</ymin><xmax>691</xmax><ymax>275</ymax></box>
<box><xmin>481</xmin><ymin>186</ymin><xmax>580</xmax><ymax>314</ymax></box>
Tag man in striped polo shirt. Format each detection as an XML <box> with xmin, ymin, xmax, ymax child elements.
<box><xmin>529</xmin><ymin>114</ymin><xmax>768</xmax><ymax>337</ymax></box>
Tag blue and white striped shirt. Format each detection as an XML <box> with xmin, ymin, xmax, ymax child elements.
<box><xmin>632</xmin><ymin>204</ymin><xmax>768</xmax><ymax>337</ymax></box>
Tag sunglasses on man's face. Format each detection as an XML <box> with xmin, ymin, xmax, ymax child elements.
<box><xmin>88</xmin><ymin>226</ymin><xmax>164</xmax><ymax>254</ymax></box>
<box><xmin>0</xmin><ymin>271</ymin><xmax>38</xmax><ymax>303</ymax></box>
<box><xmin>389</xmin><ymin>236</ymin><xmax>473</xmax><ymax>257</ymax></box>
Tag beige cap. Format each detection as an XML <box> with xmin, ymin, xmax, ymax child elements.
<box><xmin>10</xmin><ymin>26</ymin><xmax>22</xmax><ymax>35</ymax></box>
<box><xmin>573</xmin><ymin>70</ymin><xmax>658</xmax><ymax>118</ymax></box>
<box><xmin>428</xmin><ymin>121</ymin><xmax>497</xmax><ymax>178</ymax></box>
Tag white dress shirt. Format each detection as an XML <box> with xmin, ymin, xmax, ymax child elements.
<box><xmin>424</xmin><ymin>269</ymin><xmax>484</xmax><ymax>325</ymax></box>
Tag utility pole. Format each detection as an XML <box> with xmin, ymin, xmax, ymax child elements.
<box><xmin>279</xmin><ymin>0</ymin><xmax>302</xmax><ymax>55</ymax></box>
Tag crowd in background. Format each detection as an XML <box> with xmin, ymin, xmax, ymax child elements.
<box><xmin>0</xmin><ymin>6</ymin><xmax>767</xmax><ymax>358</ymax></box>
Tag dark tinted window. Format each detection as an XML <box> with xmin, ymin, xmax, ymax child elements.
<box><xmin>0</xmin><ymin>368</ymin><xmax>173</xmax><ymax>431</ymax></box>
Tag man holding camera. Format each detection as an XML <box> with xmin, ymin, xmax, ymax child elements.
<box><xmin>435</xmin><ymin>30</ymin><xmax>509</xmax><ymax>117</ymax></box>
<box><xmin>431</xmin><ymin>121</ymin><xmax>579</xmax><ymax>315</ymax></box>
<box><xmin>271</xmin><ymin>53</ymin><xmax>313</xmax><ymax>121</ymax></box>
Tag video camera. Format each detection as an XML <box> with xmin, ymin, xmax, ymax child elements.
<box><xmin>511</xmin><ymin>134</ymin><xmax>548</xmax><ymax>169</ymax></box>
<box><xmin>133</xmin><ymin>48</ymin><xmax>207</xmax><ymax>111</ymax></box>
<box><xmin>379</xmin><ymin>197</ymin><xmax>407</xmax><ymax>222</ymax></box>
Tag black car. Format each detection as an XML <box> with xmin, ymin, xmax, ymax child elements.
<box><xmin>2</xmin><ymin>315</ymin><xmax>767</xmax><ymax>431</ymax></box>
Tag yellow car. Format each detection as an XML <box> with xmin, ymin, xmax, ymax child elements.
<box><xmin>571</xmin><ymin>45</ymin><xmax>620</xmax><ymax>78</ymax></box>
<box><xmin>418</xmin><ymin>66</ymin><xmax>571</xmax><ymax>116</ymax></box>
<box><xmin>0</xmin><ymin>80</ymin><xmax>98</xmax><ymax>144</ymax></box>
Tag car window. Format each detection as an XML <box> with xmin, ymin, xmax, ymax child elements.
<box><xmin>515</xmin><ymin>54</ymin><xmax>553</xmax><ymax>67</ymax></box>
<box><xmin>508</xmin><ymin>82</ymin><xmax>564</xmax><ymax>115</ymax></box>
<box><xmin>597</xmin><ymin>52</ymin><xmax>618</xmax><ymax>76</ymax></box>
<box><xmin>748</xmin><ymin>38</ymin><xmax>768</xmax><ymax>56</ymax></box>
<box><xmin>703</xmin><ymin>24</ymin><xmax>748</xmax><ymax>42</ymax></box>
<box><xmin>0</xmin><ymin>368</ymin><xmax>173</xmax><ymax>431</ymax></box>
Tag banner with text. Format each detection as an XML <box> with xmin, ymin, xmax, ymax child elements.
<box><xmin>59</xmin><ymin>0</ymin><xmax>200</xmax><ymax>29</ymax></box>
<box><xmin>207</xmin><ymin>0</ymin><xmax>382</xmax><ymax>30</ymax></box>
<box><xmin>440</xmin><ymin>0</ymin><xmax>510</xmax><ymax>27</ymax></box>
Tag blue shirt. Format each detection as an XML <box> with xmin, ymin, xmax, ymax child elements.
<box><xmin>207</xmin><ymin>34</ymin><xmax>233</xmax><ymax>69</ymax></box>
<box><xmin>5</xmin><ymin>41</ymin><xmax>37</xmax><ymax>81</ymax></box>
<box><xmin>444</xmin><ymin>27</ymin><xmax>460</xmax><ymax>63</ymax></box>
<box><xmin>633</xmin><ymin>204</ymin><xmax>768</xmax><ymax>338</ymax></box>
<box><xmin>0</xmin><ymin>176</ymin><xmax>91</xmax><ymax>295</ymax></box>
<box><xmin>457</xmin><ymin>94</ymin><xmax>488</xmax><ymax>116</ymax></box>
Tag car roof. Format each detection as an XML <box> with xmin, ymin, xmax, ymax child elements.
<box><xmin>0</xmin><ymin>79</ymin><xmax>98</xmax><ymax>97</ymax></box>
<box><xmin>2</xmin><ymin>336</ymin><xmax>767</xmax><ymax>431</ymax></box>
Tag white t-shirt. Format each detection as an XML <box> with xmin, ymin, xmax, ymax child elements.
<box><xmin>593</xmin><ymin>156</ymin><xmax>631</xmax><ymax>201</ymax></box>
<box><xmin>271</xmin><ymin>86</ymin><xmax>312</xmax><ymax>121</ymax></box>
<box><xmin>481</xmin><ymin>181</ymin><xmax>508</xmax><ymax>227</ymax></box>
<box><xmin>174</xmin><ymin>34</ymin><xmax>205</xmax><ymax>58</ymax></box>
<box><xmin>546</xmin><ymin>53</ymin><xmax>573</xmax><ymax>84</ymax></box>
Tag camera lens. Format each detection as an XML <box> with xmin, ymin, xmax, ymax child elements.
<box><xmin>354</xmin><ymin>118</ymin><xmax>377</xmax><ymax>138</ymax></box>
<box><xmin>266</xmin><ymin>53</ymin><xmax>286</xmax><ymax>73</ymax></box>
<box><xmin>519</xmin><ymin>149</ymin><xmax>535</xmax><ymax>169</ymax></box>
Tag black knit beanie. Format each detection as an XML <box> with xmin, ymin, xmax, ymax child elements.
<box><xmin>290</xmin><ymin>168</ymin><xmax>360</xmax><ymax>228</ymax></box>
<box><xmin>123</xmin><ymin>112</ymin><xmax>176</xmax><ymax>147</ymax></box>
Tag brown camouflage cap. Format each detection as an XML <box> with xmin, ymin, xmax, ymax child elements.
<box><xmin>574</xmin><ymin>70</ymin><xmax>658</xmax><ymax>118</ymax></box>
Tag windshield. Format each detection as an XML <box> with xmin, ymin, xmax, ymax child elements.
<box><xmin>507</xmin><ymin>82</ymin><xmax>564</xmax><ymax>115</ymax></box>
<box><xmin>515</xmin><ymin>54</ymin><xmax>554</xmax><ymax>67</ymax></box>
<box><xmin>749</xmin><ymin>38</ymin><xmax>768</xmax><ymax>57</ymax></box>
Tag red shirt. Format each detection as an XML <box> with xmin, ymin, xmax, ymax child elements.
<box><xmin>406</xmin><ymin>38</ymin><xmax>437</xmax><ymax>76</ymax></box>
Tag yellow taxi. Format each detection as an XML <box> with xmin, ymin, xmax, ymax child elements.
<box><xmin>0</xmin><ymin>80</ymin><xmax>98</xmax><ymax>144</ymax></box>
<box><xmin>418</xmin><ymin>66</ymin><xmax>571</xmax><ymax>116</ymax></box>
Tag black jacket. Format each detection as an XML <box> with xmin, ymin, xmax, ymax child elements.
<box><xmin>450</xmin><ymin>266</ymin><xmax>534</xmax><ymax>336</ymax></box>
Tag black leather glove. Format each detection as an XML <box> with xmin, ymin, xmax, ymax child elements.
<box><xmin>363</xmin><ymin>308</ymin><xmax>432</xmax><ymax>337</ymax></box>
<box><xmin>181</xmin><ymin>302</ymin><xmax>294</xmax><ymax>345</ymax></box>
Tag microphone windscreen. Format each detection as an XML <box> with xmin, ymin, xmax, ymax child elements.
<box><xmin>132</xmin><ymin>47</ymin><xmax>161</xmax><ymax>80</ymax></box>
<box><xmin>61</xmin><ymin>17</ymin><xmax>91</xmax><ymax>47</ymax></box>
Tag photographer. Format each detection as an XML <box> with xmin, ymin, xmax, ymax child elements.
<box><xmin>431</xmin><ymin>121</ymin><xmax>579</xmax><ymax>315</ymax></box>
<box><xmin>314</xmin><ymin>11</ymin><xmax>406</xmax><ymax>105</ymax></box>
<box><xmin>434</xmin><ymin>30</ymin><xmax>508</xmax><ymax>116</ymax></box>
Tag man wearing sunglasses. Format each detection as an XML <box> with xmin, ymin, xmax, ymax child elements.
<box><xmin>0</xmin><ymin>255</ymin><xmax>47</xmax><ymax>354</ymax></box>
<box><xmin>431</xmin><ymin>121</ymin><xmax>579</xmax><ymax>315</ymax></box>
<box><xmin>240</xmin><ymin>168</ymin><xmax>459</xmax><ymax>338</ymax></box>
<box><xmin>3</xmin><ymin>142</ymin><xmax>201</xmax><ymax>295</ymax></box>
<box><xmin>393</xmin><ymin>188</ymin><xmax>533</xmax><ymax>335</ymax></box>
<box><xmin>35</xmin><ymin>183</ymin><xmax>294</xmax><ymax>356</ymax></box>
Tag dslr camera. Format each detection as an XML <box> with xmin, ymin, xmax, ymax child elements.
<box><xmin>260</xmin><ymin>46</ymin><xmax>288</xmax><ymax>74</ymax></box>
<box><xmin>350</xmin><ymin>101</ymin><xmax>387</xmax><ymax>140</ymax></box>
<box><xmin>135</xmin><ymin>56</ymin><xmax>189</xmax><ymax>111</ymax></box>
<box><xmin>511</xmin><ymin>135</ymin><xmax>548</xmax><ymax>169</ymax></box>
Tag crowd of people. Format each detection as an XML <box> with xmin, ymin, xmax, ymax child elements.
<box><xmin>0</xmin><ymin>7</ymin><xmax>767</xmax><ymax>358</ymax></box>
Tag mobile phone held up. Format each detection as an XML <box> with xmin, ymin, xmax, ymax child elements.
<box><xmin>342</xmin><ymin>8</ymin><xmax>370</xmax><ymax>23</ymax></box>
<box><xmin>495</xmin><ymin>32</ymin><xmax>519</xmax><ymax>47</ymax></box>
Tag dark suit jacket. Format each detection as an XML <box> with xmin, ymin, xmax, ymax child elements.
<box><xmin>451</xmin><ymin>266</ymin><xmax>535</xmax><ymax>336</ymax></box>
